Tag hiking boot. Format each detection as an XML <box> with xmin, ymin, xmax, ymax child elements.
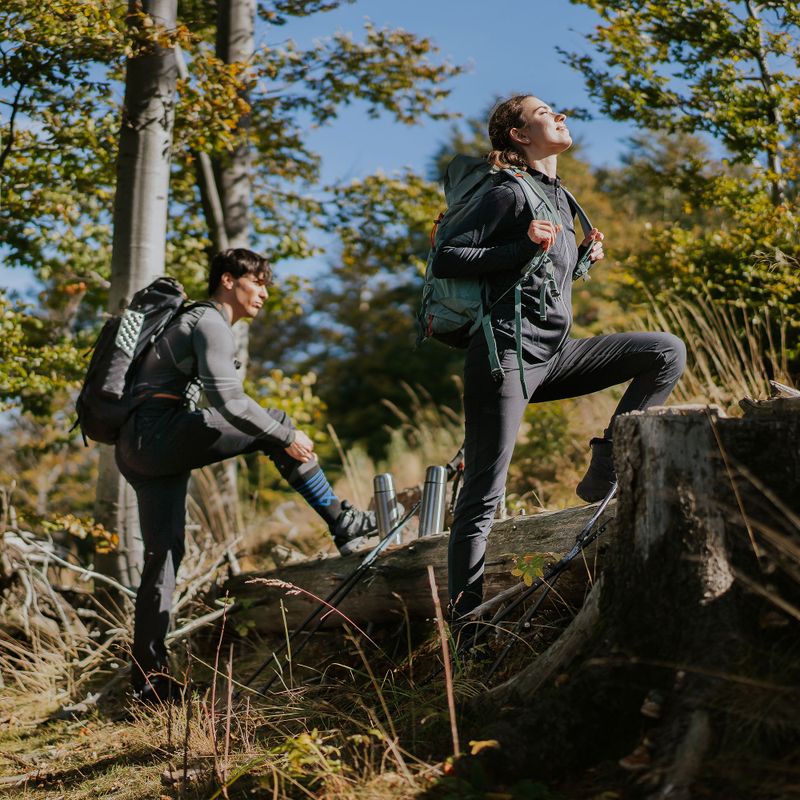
<box><xmin>332</xmin><ymin>501</ymin><xmax>377</xmax><ymax>556</ymax></box>
<box><xmin>618</xmin><ymin>737</ymin><xmax>653</xmax><ymax>772</ymax></box>
<box><xmin>640</xmin><ymin>689</ymin><xmax>664</xmax><ymax>720</ymax></box>
<box><xmin>576</xmin><ymin>437</ymin><xmax>616</xmax><ymax>503</ymax></box>
<box><xmin>132</xmin><ymin>674</ymin><xmax>187</xmax><ymax>705</ymax></box>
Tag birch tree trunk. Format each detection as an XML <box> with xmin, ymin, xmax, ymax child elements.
<box><xmin>216</xmin><ymin>0</ymin><xmax>255</xmax><ymax>252</ymax></box>
<box><xmin>94</xmin><ymin>0</ymin><xmax>179</xmax><ymax>588</ymax></box>
<box><xmin>208</xmin><ymin>0</ymin><xmax>256</xmax><ymax>531</ymax></box>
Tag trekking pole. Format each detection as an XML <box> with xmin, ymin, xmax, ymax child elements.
<box><xmin>445</xmin><ymin>445</ymin><xmax>465</xmax><ymax>479</ymax></box>
<box><xmin>238</xmin><ymin>501</ymin><xmax>421</xmax><ymax>695</ymax></box>
<box><xmin>480</xmin><ymin>484</ymin><xmax>617</xmax><ymax>632</ymax></box>
<box><xmin>445</xmin><ymin>444</ymin><xmax>465</xmax><ymax>516</ymax></box>
<box><xmin>481</xmin><ymin>483</ymin><xmax>618</xmax><ymax>681</ymax></box>
<box><xmin>438</xmin><ymin>483</ymin><xmax>618</xmax><ymax>672</ymax></box>
<box><xmin>418</xmin><ymin>484</ymin><xmax>617</xmax><ymax>687</ymax></box>
<box><xmin>259</xmin><ymin>501</ymin><xmax>421</xmax><ymax>693</ymax></box>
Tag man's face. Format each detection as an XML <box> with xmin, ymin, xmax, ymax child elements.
<box><xmin>230</xmin><ymin>272</ymin><xmax>268</xmax><ymax>320</ymax></box>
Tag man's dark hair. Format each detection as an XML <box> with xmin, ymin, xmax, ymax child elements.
<box><xmin>208</xmin><ymin>249</ymin><xmax>273</xmax><ymax>296</ymax></box>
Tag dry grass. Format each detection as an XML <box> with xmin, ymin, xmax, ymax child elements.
<box><xmin>644</xmin><ymin>292</ymin><xmax>794</xmax><ymax>410</ymax></box>
<box><xmin>1</xmin><ymin>291</ymin><xmax>796</xmax><ymax>798</ymax></box>
<box><xmin>0</xmin><ymin>612</ymin><xmax>464</xmax><ymax>799</ymax></box>
<box><xmin>0</xmin><ymin>482</ymin><xmax>246</xmax><ymax>718</ymax></box>
<box><xmin>0</xmin><ymin>464</ymin><xmax>461</xmax><ymax>799</ymax></box>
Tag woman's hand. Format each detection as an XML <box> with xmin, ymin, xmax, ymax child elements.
<box><xmin>527</xmin><ymin>219</ymin><xmax>562</xmax><ymax>251</ymax></box>
<box><xmin>285</xmin><ymin>429</ymin><xmax>315</xmax><ymax>463</ymax></box>
<box><xmin>581</xmin><ymin>228</ymin><xmax>605</xmax><ymax>262</ymax></box>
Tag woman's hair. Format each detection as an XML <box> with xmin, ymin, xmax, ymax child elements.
<box><xmin>208</xmin><ymin>248</ymin><xmax>273</xmax><ymax>296</ymax></box>
<box><xmin>486</xmin><ymin>94</ymin><xmax>532</xmax><ymax>169</ymax></box>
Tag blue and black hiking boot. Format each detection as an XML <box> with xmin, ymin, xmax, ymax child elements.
<box><xmin>332</xmin><ymin>501</ymin><xmax>378</xmax><ymax>556</ymax></box>
<box><xmin>576</xmin><ymin>437</ymin><xmax>616</xmax><ymax>503</ymax></box>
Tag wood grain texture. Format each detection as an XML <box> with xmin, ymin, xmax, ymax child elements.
<box><xmin>226</xmin><ymin>502</ymin><xmax>616</xmax><ymax>633</ymax></box>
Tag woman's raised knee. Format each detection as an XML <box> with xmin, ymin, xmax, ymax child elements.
<box><xmin>658</xmin><ymin>332</ymin><xmax>687</xmax><ymax>377</ymax></box>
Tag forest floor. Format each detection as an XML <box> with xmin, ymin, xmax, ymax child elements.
<box><xmin>0</xmin><ymin>609</ymin><xmax>642</xmax><ymax>800</ymax></box>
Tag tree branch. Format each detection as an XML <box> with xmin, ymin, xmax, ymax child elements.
<box><xmin>12</xmin><ymin>530</ymin><xmax>137</xmax><ymax>601</ymax></box>
<box><xmin>744</xmin><ymin>0</ymin><xmax>786</xmax><ymax>203</ymax></box>
<box><xmin>0</xmin><ymin>80</ymin><xmax>27</xmax><ymax>176</ymax></box>
<box><xmin>174</xmin><ymin>44</ymin><xmax>230</xmax><ymax>252</ymax></box>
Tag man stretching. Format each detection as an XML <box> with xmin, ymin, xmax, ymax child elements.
<box><xmin>115</xmin><ymin>249</ymin><xmax>375</xmax><ymax>702</ymax></box>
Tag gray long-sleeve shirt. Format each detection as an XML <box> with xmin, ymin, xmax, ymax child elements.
<box><xmin>133</xmin><ymin>302</ymin><xmax>295</xmax><ymax>447</ymax></box>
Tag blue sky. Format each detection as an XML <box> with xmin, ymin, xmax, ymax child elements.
<box><xmin>278</xmin><ymin>0</ymin><xmax>635</xmax><ymax>184</ymax></box>
<box><xmin>1</xmin><ymin>0</ymin><xmax>638</xmax><ymax>292</ymax></box>
<box><xmin>263</xmin><ymin>0</ymin><xmax>638</xmax><ymax>278</ymax></box>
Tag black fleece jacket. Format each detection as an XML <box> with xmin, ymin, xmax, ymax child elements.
<box><xmin>432</xmin><ymin>168</ymin><xmax>581</xmax><ymax>363</ymax></box>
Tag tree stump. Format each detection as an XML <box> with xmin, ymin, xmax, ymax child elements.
<box><xmin>467</xmin><ymin>403</ymin><xmax>800</xmax><ymax>797</ymax></box>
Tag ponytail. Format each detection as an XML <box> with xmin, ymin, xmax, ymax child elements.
<box><xmin>486</xmin><ymin>94</ymin><xmax>532</xmax><ymax>169</ymax></box>
<box><xmin>486</xmin><ymin>147</ymin><xmax>529</xmax><ymax>170</ymax></box>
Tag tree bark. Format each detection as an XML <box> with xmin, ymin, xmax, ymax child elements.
<box><xmin>466</xmin><ymin>403</ymin><xmax>800</xmax><ymax>794</ymax></box>
<box><xmin>226</xmin><ymin>502</ymin><xmax>615</xmax><ymax>634</ymax></box>
<box><xmin>745</xmin><ymin>0</ymin><xmax>786</xmax><ymax>205</ymax></box>
<box><xmin>94</xmin><ymin>0</ymin><xmax>179</xmax><ymax>588</ymax></box>
<box><xmin>216</xmin><ymin>0</ymin><xmax>255</xmax><ymax>381</ymax></box>
<box><xmin>206</xmin><ymin>0</ymin><xmax>256</xmax><ymax>530</ymax></box>
<box><xmin>215</xmin><ymin>0</ymin><xmax>255</xmax><ymax>252</ymax></box>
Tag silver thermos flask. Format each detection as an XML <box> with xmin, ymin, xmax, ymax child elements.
<box><xmin>418</xmin><ymin>465</ymin><xmax>447</xmax><ymax>537</ymax></box>
<box><xmin>373</xmin><ymin>473</ymin><xmax>401</xmax><ymax>544</ymax></box>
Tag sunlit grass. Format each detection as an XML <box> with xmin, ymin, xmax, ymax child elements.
<box><xmin>644</xmin><ymin>292</ymin><xmax>794</xmax><ymax>410</ymax></box>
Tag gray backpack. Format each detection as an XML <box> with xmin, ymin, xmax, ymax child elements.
<box><xmin>416</xmin><ymin>155</ymin><xmax>594</xmax><ymax>396</ymax></box>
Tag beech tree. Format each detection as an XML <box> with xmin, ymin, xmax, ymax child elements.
<box><xmin>93</xmin><ymin>0</ymin><xmax>180</xmax><ymax>586</ymax></box>
<box><xmin>565</xmin><ymin>0</ymin><xmax>799</xmax><ymax>203</ymax></box>
<box><xmin>1</xmin><ymin>0</ymin><xmax>461</xmax><ymax>578</ymax></box>
<box><xmin>566</xmin><ymin>0</ymin><xmax>800</xmax><ymax>359</ymax></box>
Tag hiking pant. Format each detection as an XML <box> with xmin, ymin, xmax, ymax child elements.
<box><xmin>449</xmin><ymin>330</ymin><xmax>686</xmax><ymax>616</ymax></box>
<box><xmin>115</xmin><ymin>400</ymin><xmax>309</xmax><ymax>690</ymax></box>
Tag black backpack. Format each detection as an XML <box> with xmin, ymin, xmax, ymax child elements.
<box><xmin>74</xmin><ymin>276</ymin><xmax>189</xmax><ymax>444</ymax></box>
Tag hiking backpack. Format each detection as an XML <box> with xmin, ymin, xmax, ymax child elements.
<box><xmin>416</xmin><ymin>155</ymin><xmax>595</xmax><ymax>396</ymax></box>
<box><xmin>74</xmin><ymin>276</ymin><xmax>189</xmax><ymax>444</ymax></box>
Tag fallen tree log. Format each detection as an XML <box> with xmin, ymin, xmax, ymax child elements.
<box><xmin>464</xmin><ymin>401</ymin><xmax>800</xmax><ymax>796</ymax></box>
<box><xmin>225</xmin><ymin>502</ymin><xmax>615</xmax><ymax>634</ymax></box>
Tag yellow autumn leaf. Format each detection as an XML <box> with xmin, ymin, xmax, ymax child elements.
<box><xmin>469</xmin><ymin>739</ymin><xmax>500</xmax><ymax>756</ymax></box>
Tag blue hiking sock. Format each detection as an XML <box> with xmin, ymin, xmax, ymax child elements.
<box><xmin>289</xmin><ymin>463</ymin><xmax>341</xmax><ymax>528</ymax></box>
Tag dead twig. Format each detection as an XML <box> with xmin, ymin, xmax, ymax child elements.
<box><xmin>464</xmin><ymin>582</ymin><xmax>525</xmax><ymax>621</ymax></box>
<box><xmin>11</xmin><ymin>530</ymin><xmax>136</xmax><ymax>601</ymax></box>
<box><xmin>427</xmin><ymin>565</ymin><xmax>460</xmax><ymax>758</ymax></box>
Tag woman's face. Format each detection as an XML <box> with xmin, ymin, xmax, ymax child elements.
<box><xmin>512</xmin><ymin>96</ymin><xmax>572</xmax><ymax>155</ymax></box>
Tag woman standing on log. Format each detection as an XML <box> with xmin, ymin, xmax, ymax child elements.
<box><xmin>434</xmin><ymin>94</ymin><xmax>686</xmax><ymax>618</ymax></box>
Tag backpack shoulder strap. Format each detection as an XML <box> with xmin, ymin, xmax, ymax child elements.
<box><xmin>148</xmin><ymin>298</ymin><xmax>214</xmax><ymax>346</ymax></box>
<box><xmin>508</xmin><ymin>171</ymin><xmax>597</xmax><ymax>282</ymax></box>
<box><xmin>561</xmin><ymin>187</ymin><xmax>593</xmax><ymax>239</ymax></box>
<box><xmin>180</xmin><ymin>299</ymin><xmax>215</xmax><ymax>315</ymax></box>
<box><xmin>561</xmin><ymin>188</ymin><xmax>596</xmax><ymax>281</ymax></box>
<box><xmin>504</xmin><ymin>168</ymin><xmax>559</xmax><ymax>221</ymax></box>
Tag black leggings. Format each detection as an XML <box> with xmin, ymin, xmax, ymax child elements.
<box><xmin>115</xmin><ymin>401</ymin><xmax>314</xmax><ymax>689</ymax></box>
<box><xmin>449</xmin><ymin>330</ymin><xmax>686</xmax><ymax>616</ymax></box>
